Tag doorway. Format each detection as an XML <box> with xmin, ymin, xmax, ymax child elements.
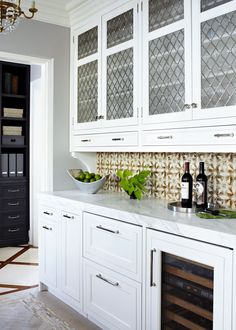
<box><xmin>0</xmin><ymin>51</ymin><xmax>54</xmax><ymax>247</ymax></box>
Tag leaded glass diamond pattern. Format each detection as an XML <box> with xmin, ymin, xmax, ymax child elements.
<box><xmin>78</xmin><ymin>27</ymin><xmax>98</xmax><ymax>60</ymax></box>
<box><xmin>107</xmin><ymin>10</ymin><xmax>133</xmax><ymax>48</ymax></box>
<box><xmin>149</xmin><ymin>30</ymin><xmax>185</xmax><ymax>115</ymax></box>
<box><xmin>107</xmin><ymin>48</ymin><xmax>133</xmax><ymax>120</ymax></box>
<box><xmin>201</xmin><ymin>11</ymin><xmax>236</xmax><ymax>108</ymax></box>
<box><xmin>77</xmin><ymin>61</ymin><xmax>98</xmax><ymax>123</ymax></box>
<box><xmin>149</xmin><ymin>0</ymin><xmax>184</xmax><ymax>32</ymax></box>
<box><xmin>201</xmin><ymin>0</ymin><xmax>232</xmax><ymax>12</ymax></box>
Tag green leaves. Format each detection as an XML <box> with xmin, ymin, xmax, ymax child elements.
<box><xmin>116</xmin><ymin>169</ymin><xmax>151</xmax><ymax>200</ymax></box>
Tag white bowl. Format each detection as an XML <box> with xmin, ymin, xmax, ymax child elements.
<box><xmin>67</xmin><ymin>169</ymin><xmax>108</xmax><ymax>194</ymax></box>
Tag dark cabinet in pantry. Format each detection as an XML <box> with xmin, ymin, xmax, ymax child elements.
<box><xmin>0</xmin><ymin>61</ymin><xmax>30</xmax><ymax>246</ymax></box>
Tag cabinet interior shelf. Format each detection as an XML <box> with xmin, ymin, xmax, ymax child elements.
<box><xmin>1</xmin><ymin>117</ymin><xmax>26</xmax><ymax>122</ymax></box>
<box><xmin>1</xmin><ymin>145</ymin><xmax>26</xmax><ymax>149</ymax></box>
<box><xmin>2</xmin><ymin>93</ymin><xmax>26</xmax><ymax>99</ymax></box>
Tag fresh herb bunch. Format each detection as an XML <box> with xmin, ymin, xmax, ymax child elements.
<box><xmin>116</xmin><ymin>169</ymin><xmax>151</xmax><ymax>200</ymax></box>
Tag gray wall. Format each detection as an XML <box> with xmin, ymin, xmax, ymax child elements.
<box><xmin>0</xmin><ymin>19</ymin><xmax>76</xmax><ymax>190</ymax></box>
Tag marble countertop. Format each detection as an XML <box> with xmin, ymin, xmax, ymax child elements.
<box><xmin>39</xmin><ymin>190</ymin><xmax>236</xmax><ymax>249</ymax></box>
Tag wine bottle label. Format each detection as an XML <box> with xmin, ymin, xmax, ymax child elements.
<box><xmin>196</xmin><ymin>181</ymin><xmax>205</xmax><ymax>205</ymax></box>
<box><xmin>181</xmin><ymin>182</ymin><xmax>189</xmax><ymax>199</ymax></box>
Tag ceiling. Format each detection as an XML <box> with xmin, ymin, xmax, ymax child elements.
<box><xmin>21</xmin><ymin>0</ymin><xmax>89</xmax><ymax>27</ymax></box>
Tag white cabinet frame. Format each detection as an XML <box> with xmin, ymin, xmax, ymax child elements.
<box><xmin>192</xmin><ymin>0</ymin><xmax>236</xmax><ymax>121</ymax></box>
<box><xmin>146</xmin><ymin>229</ymin><xmax>233</xmax><ymax>330</ymax></box>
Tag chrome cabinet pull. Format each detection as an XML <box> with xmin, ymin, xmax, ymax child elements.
<box><xmin>8</xmin><ymin>215</ymin><xmax>20</xmax><ymax>220</ymax></box>
<box><xmin>191</xmin><ymin>103</ymin><xmax>198</xmax><ymax>108</ymax></box>
<box><xmin>98</xmin><ymin>115</ymin><xmax>104</xmax><ymax>120</ymax></box>
<box><xmin>96</xmin><ymin>225</ymin><xmax>119</xmax><ymax>234</ymax></box>
<box><xmin>81</xmin><ymin>139</ymin><xmax>91</xmax><ymax>142</ymax></box>
<box><xmin>214</xmin><ymin>133</ymin><xmax>234</xmax><ymax>138</ymax></box>
<box><xmin>157</xmin><ymin>135</ymin><xmax>173</xmax><ymax>140</ymax></box>
<box><xmin>184</xmin><ymin>104</ymin><xmax>191</xmax><ymax>109</ymax></box>
<box><xmin>96</xmin><ymin>273</ymin><xmax>119</xmax><ymax>287</ymax></box>
<box><xmin>42</xmin><ymin>225</ymin><xmax>52</xmax><ymax>231</ymax></box>
<box><xmin>150</xmin><ymin>248</ymin><xmax>156</xmax><ymax>287</ymax></box>
<box><xmin>112</xmin><ymin>138</ymin><xmax>124</xmax><ymax>141</ymax></box>
<box><xmin>7</xmin><ymin>189</ymin><xmax>20</xmax><ymax>193</ymax></box>
<box><xmin>8</xmin><ymin>202</ymin><xmax>20</xmax><ymax>206</ymax></box>
<box><xmin>8</xmin><ymin>228</ymin><xmax>20</xmax><ymax>233</ymax></box>
<box><xmin>43</xmin><ymin>211</ymin><xmax>53</xmax><ymax>216</ymax></box>
<box><xmin>63</xmin><ymin>214</ymin><xmax>74</xmax><ymax>219</ymax></box>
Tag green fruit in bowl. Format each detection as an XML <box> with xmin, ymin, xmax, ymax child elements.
<box><xmin>83</xmin><ymin>178</ymin><xmax>90</xmax><ymax>183</ymax></box>
<box><xmin>95</xmin><ymin>174</ymin><xmax>102</xmax><ymax>181</ymax></box>
<box><xmin>78</xmin><ymin>173</ymin><xmax>85</xmax><ymax>181</ymax></box>
<box><xmin>90</xmin><ymin>178</ymin><xmax>96</xmax><ymax>182</ymax></box>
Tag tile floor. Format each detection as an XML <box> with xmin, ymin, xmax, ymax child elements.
<box><xmin>0</xmin><ymin>245</ymin><xmax>39</xmax><ymax>295</ymax></box>
<box><xmin>0</xmin><ymin>245</ymin><xmax>100</xmax><ymax>329</ymax></box>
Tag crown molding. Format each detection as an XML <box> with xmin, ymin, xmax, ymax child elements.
<box><xmin>21</xmin><ymin>0</ymin><xmax>70</xmax><ymax>27</ymax></box>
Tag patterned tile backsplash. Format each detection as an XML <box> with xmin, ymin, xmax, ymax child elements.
<box><xmin>97</xmin><ymin>152</ymin><xmax>236</xmax><ymax>209</ymax></box>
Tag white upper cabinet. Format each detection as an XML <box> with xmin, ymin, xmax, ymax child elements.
<box><xmin>102</xmin><ymin>1</ymin><xmax>138</xmax><ymax>128</ymax></box>
<box><xmin>192</xmin><ymin>0</ymin><xmax>236</xmax><ymax>121</ymax></box>
<box><xmin>73</xmin><ymin>1</ymin><xmax>138</xmax><ymax>133</ymax></box>
<box><xmin>142</xmin><ymin>0</ymin><xmax>192</xmax><ymax>125</ymax></box>
<box><xmin>73</xmin><ymin>20</ymin><xmax>102</xmax><ymax>131</ymax></box>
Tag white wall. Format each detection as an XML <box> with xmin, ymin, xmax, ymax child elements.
<box><xmin>0</xmin><ymin>19</ymin><xmax>78</xmax><ymax>190</ymax></box>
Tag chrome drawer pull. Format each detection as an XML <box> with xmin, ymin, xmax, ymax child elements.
<box><xmin>96</xmin><ymin>225</ymin><xmax>119</xmax><ymax>234</ymax></box>
<box><xmin>81</xmin><ymin>139</ymin><xmax>91</xmax><ymax>142</ymax></box>
<box><xmin>8</xmin><ymin>202</ymin><xmax>20</xmax><ymax>206</ymax></box>
<box><xmin>43</xmin><ymin>211</ymin><xmax>53</xmax><ymax>216</ymax></box>
<box><xmin>7</xmin><ymin>189</ymin><xmax>20</xmax><ymax>193</ymax></box>
<box><xmin>8</xmin><ymin>215</ymin><xmax>20</xmax><ymax>220</ymax></box>
<box><xmin>63</xmin><ymin>214</ymin><xmax>74</xmax><ymax>219</ymax></box>
<box><xmin>98</xmin><ymin>115</ymin><xmax>104</xmax><ymax>120</ymax></box>
<box><xmin>157</xmin><ymin>135</ymin><xmax>173</xmax><ymax>140</ymax></box>
<box><xmin>112</xmin><ymin>138</ymin><xmax>124</xmax><ymax>141</ymax></box>
<box><xmin>8</xmin><ymin>228</ymin><xmax>20</xmax><ymax>233</ymax></box>
<box><xmin>214</xmin><ymin>133</ymin><xmax>234</xmax><ymax>138</ymax></box>
<box><xmin>96</xmin><ymin>273</ymin><xmax>119</xmax><ymax>287</ymax></box>
<box><xmin>42</xmin><ymin>225</ymin><xmax>52</xmax><ymax>231</ymax></box>
<box><xmin>150</xmin><ymin>248</ymin><xmax>156</xmax><ymax>287</ymax></box>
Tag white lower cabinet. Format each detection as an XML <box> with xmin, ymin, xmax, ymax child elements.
<box><xmin>84</xmin><ymin>260</ymin><xmax>141</xmax><ymax>330</ymax></box>
<box><xmin>146</xmin><ymin>229</ymin><xmax>233</xmax><ymax>330</ymax></box>
<box><xmin>39</xmin><ymin>206</ymin><xmax>58</xmax><ymax>289</ymax></box>
<box><xmin>61</xmin><ymin>211</ymin><xmax>81</xmax><ymax>308</ymax></box>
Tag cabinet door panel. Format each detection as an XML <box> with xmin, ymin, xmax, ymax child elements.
<box><xmin>39</xmin><ymin>218</ymin><xmax>57</xmax><ymax>288</ymax></box>
<box><xmin>77</xmin><ymin>60</ymin><xmax>98</xmax><ymax>124</ymax></box>
<box><xmin>149</xmin><ymin>0</ymin><xmax>184</xmax><ymax>31</ymax></box>
<box><xmin>84</xmin><ymin>260</ymin><xmax>141</xmax><ymax>330</ymax></box>
<box><xmin>146</xmin><ymin>229</ymin><xmax>233</xmax><ymax>330</ymax></box>
<box><xmin>61</xmin><ymin>211</ymin><xmax>81</xmax><ymax>303</ymax></box>
<box><xmin>77</xmin><ymin>26</ymin><xmax>98</xmax><ymax>60</ymax></box>
<box><xmin>201</xmin><ymin>0</ymin><xmax>232</xmax><ymax>12</ymax></box>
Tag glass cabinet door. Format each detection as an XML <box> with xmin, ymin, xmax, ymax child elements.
<box><xmin>102</xmin><ymin>1</ymin><xmax>138</xmax><ymax>128</ymax></box>
<box><xmin>146</xmin><ymin>230</ymin><xmax>233</xmax><ymax>330</ymax></box>
<box><xmin>74</xmin><ymin>23</ymin><xmax>102</xmax><ymax>130</ymax></box>
<box><xmin>143</xmin><ymin>0</ymin><xmax>192</xmax><ymax>125</ymax></box>
<box><xmin>192</xmin><ymin>0</ymin><xmax>236</xmax><ymax>120</ymax></box>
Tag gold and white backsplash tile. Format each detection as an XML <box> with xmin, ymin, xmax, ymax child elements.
<box><xmin>97</xmin><ymin>152</ymin><xmax>236</xmax><ymax>209</ymax></box>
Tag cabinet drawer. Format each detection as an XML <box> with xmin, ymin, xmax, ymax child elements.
<box><xmin>84</xmin><ymin>260</ymin><xmax>141</xmax><ymax>330</ymax></box>
<box><xmin>2</xmin><ymin>198</ymin><xmax>26</xmax><ymax>211</ymax></box>
<box><xmin>83</xmin><ymin>212</ymin><xmax>142</xmax><ymax>281</ymax></box>
<box><xmin>2</xmin><ymin>135</ymin><xmax>25</xmax><ymax>146</ymax></box>
<box><xmin>39</xmin><ymin>205</ymin><xmax>57</xmax><ymax>220</ymax></box>
<box><xmin>1</xmin><ymin>211</ymin><xmax>27</xmax><ymax>227</ymax></box>
<box><xmin>3</xmin><ymin>225</ymin><xmax>27</xmax><ymax>240</ymax></box>
<box><xmin>142</xmin><ymin>126</ymin><xmax>236</xmax><ymax>146</ymax></box>
<box><xmin>1</xmin><ymin>185</ymin><xmax>27</xmax><ymax>199</ymax></box>
<box><xmin>74</xmin><ymin>131</ymin><xmax>138</xmax><ymax>147</ymax></box>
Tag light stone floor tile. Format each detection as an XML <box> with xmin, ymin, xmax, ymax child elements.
<box><xmin>0</xmin><ymin>264</ymin><xmax>39</xmax><ymax>286</ymax></box>
<box><xmin>0</xmin><ymin>247</ymin><xmax>23</xmax><ymax>261</ymax></box>
<box><xmin>14</xmin><ymin>247</ymin><xmax>38</xmax><ymax>263</ymax></box>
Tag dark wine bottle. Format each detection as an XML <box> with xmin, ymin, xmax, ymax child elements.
<box><xmin>196</xmin><ymin>162</ymin><xmax>208</xmax><ymax>209</ymax></box>
<box><xmin>181</xmin><ymin>161</ymin><xmax>192</xmax><ymax>208</ymax></box>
